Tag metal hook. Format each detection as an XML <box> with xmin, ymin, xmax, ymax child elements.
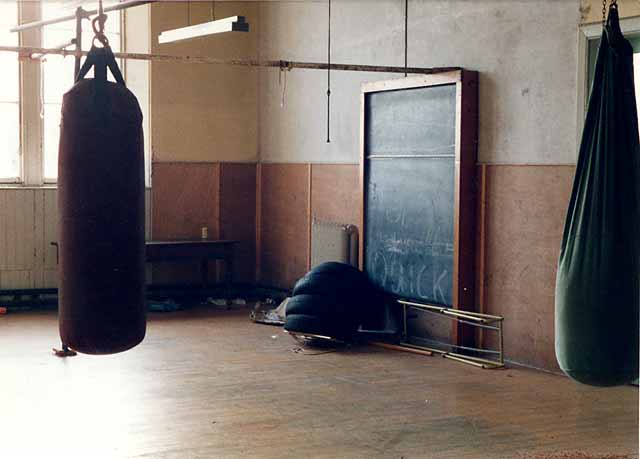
<box><xmin>92</xmin><ymin>15</ymin><xmax>109</xmax><ymax>48</ymax></box>
<box><xmin>91</xmin><ymin>0</ymin><xmax>109</xmax><ymax>48</ymax></box>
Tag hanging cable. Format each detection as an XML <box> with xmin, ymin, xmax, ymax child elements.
<box><xmin>404</xmin><ymin>0</ymin><xmax>408</xmax><ymax>77</ymax></box>
<box><xmin>211</xmin><ymin>1</ymin><xmax>216</xmax><ymax>21</ymax></box>
<box><xmin>326</xmin><ymin>0</ymin><xmax>331</xmax><ymax>143</ymax></box>
<box><xmin>281</xmin><ymin>69</ymin><xmax>287</xmax><ymax>107</ymax></box>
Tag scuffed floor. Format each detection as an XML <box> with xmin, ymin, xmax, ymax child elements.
<box><xmin>0</xmin><ymin>307</ymin><xmax>637</xmax><ymax>459</ymax></box>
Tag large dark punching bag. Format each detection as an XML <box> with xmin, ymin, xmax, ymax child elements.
<box><xmin>58</xmin><ymin>45</ymin><xmax>146</xmax><ymax>354</ymax></box>
<box><xmin>555</xmin><ymin>4</ymin><xmax>640</xmax><ymax>386</ymax></box>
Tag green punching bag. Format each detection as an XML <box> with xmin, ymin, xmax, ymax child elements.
<box><xmin>555</xmin><ymin>4</ymin><xmax>640</xmax><ymax>387</ymax></box>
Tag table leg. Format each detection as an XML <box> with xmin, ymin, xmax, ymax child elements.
<box><xmin>225</xmin><ymin>251</ymin><xmax>234</xmax><ymax>304</ymax></box>
<box><xmin>201</xmin><ymin>257</ymin><xmax>208</xmax><ymax>290</ymax></box>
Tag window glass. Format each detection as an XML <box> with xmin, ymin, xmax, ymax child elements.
<box><xmin>41</xmin><ymin>2</ymin><xmax>121</xmax><ymax>180</ymax></box>
<box><xmin>0</xmin><ymin>2</ymin><xmax>21</xmax><ymax>181</ymax></box>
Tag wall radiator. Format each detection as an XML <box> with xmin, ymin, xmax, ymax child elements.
<box><xmin>310</xmin><ymin>218</ymin><xmax>359</xmax><ymax>269</ymax></box>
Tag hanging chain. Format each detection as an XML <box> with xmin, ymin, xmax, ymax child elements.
<box><xmin>92</xmin><ymin>0</ymin><xmax>109</xmax><ymax>47</ymax></box>
<box><xmin>98</xmin><ymin>0</ymin><xmax>104</xmax><ymax>22</ymax></box>
<box><xmin>326</xmin><ymin>0</ymin><xmax>331</xmax><ymax>143</ymax></box>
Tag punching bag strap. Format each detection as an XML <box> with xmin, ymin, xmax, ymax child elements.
<box><xmin>105</xmin><ymin>48</ymin><xmax>126</xmax><ymax>87</ymax></box>
<box><xmin>604</xmin><ymin>2</ymin><xmax>624</xmax><ymax>47</ymax></box>
<box><xmin>75</xmin><ymin>48</ymin><xmax>96</xmax><ymax>83</ymax></box>
<box><xmin>74</xmin><ymin>7</ymin><xmax>126</xmax><ymax>87</ymax></box>
<box><xmin>75</xmin><ymin>46</ymin><xmax>125</xmax><ymax>86</ymax></box>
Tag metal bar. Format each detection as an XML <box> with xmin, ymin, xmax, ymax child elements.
<box><xmin>0</xmin><ymin>45</ymin><xmax>461</xmax><ymax>75</ymax></box>
<box><xmin>404</xmin><ymin>339</ymin><xmax>501</xmax><ymax>356</ymax></box>
<box><xmin>398</xmin><ymin>299</ymin><xmax>504</xmax><ymax>322</ymax></box>
<box><xmin>285</xmin><ymin>330</ymin><xmax>342</xmax><ymax>343</ymax></box>
<box><xmin>10</xmin><ymin>0</ymin><xmax>155</xmax><ymax>33</ymax></box>
<box><xmin>403</xmin><ymin>303</ymin><xmax>408</xmax><ymax>340</ymax></box>
<box><xmin>400</xmin><ymin>342</ymin><xmax>503</xmax><ymax>369</ymax></box>
<box><xmin>367</xmin><ymin>154</ymin><xmax>456</xmax><ymax>159</ymax></box>
<box><xmin>74</xmin><ymin>7</ymin><xmax>84</xmax><ymax>79</ymax></box>
<box><xmin>442</xmin><ymin>309</ymin><xmax>489</xmax><ymax>323</ymax></box>
<box><xmin>284</xmin><ymin>61</ymin><xmax>461</xmax><ymax>75</ymax></box>
<box><xmin>443</xmin><ymin>353</ymin><xmax>487</xmax><ymax>368</ymax></box>
<box><xmin>401</xmin><ymin>300</ymin><xmax>489</xmax><ymax>323</ymax></box>
<box><xmin>30</xmin><ymin>39</ymin><xmax>74</xmax><ymax>60</ymax></box>
<box><xmin>499</xmin><ymin>321</ymin><xmax>504</xmax><ymax>364</ymax></box>
<box><xmin>457</xmin><ymin>318</ymin><xmax>500</xmax><ymax>331</ymax></box>
<box><xmin>399</xmin><ymin>300</ymin><xmax>447</xmax><ymax>314</ymax></box>
<box><xmin>0</xmin><ymin>288</ymin><xmax>58</xmax><ymax>296</ymax></box>
<box><xmin>447</xmin><ymin>343</ymin><xmax>501</xmax><ymax>355</ymax></box>
<box><xmin>404</xmin><ymin>0</ymin><xmax>408</xmax><ymax>76</ymax></box>
<box><xmin>444</xmin><ymin>353</ymin><xmax>503</xmax><ymax>369</ymax></box>
<box><xmin>447</xmin><ymin>351</ymin><xmax>504</xmax><ymax>367</ymax></box>
<box><xmin>371</xmin><ymin>342</ymin><xmax>433</xmax><ymax>356</ymax></box>
<box><xmin>400</xmin><ymin>342</ymin><xmax>445</xmax><ymax>355</ymax></box>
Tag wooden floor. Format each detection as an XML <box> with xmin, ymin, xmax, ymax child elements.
<box><xmin>0</xmin><ymin>307</ymin><xmax>637</xmax><ymax>459</ymax></box>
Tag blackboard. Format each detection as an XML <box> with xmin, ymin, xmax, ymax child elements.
<box><xmin>364</xmin><ymin>84</ymin><xmax>456</xmax><ymax>306</ymax></box>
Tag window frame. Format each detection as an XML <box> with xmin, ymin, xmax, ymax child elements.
<box><xmin>39</xmin><ymin>3</ymin><xmax>124</xmax><ymax>184</ymax></box>
<box><xmin>577</xmin><ymin>16</ymin><xmax>640</xmax><ymax>146</ymax></box>
<box><xmin>3</xmin><ymin>1</ymin><xmax>150</xmax><ymax>187</ymax></box>
<box><xmin>0</xmin><ymin>1</ymin><xmax>22</xmax><ymax>184</ymax></box>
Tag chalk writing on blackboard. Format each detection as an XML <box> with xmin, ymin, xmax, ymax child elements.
<box><xmin>364</xmin><ymin>83</ymin><xmax>457</xmax><ymax>307</ymax></box>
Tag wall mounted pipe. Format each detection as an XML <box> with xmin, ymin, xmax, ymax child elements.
<box><xmin>10</xmin><ymin>0</ymin><xmax>155</xmax><ymax>33</ymax></box>
<box><xmin>0</xmin><ymin>44</ymin><xmax>461</xmax><ymax>75</ymax></box>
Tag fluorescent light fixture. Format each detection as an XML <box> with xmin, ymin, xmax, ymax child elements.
<box><xmin>158</xmin><ymin>16</ymin><xmax>249</xmax><ymax>44</ymax></box>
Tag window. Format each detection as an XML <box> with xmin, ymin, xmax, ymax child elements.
<box><xmin>0</xmin><ymin>2</ymin><xmax>20</xmax><ymax>182</ymax></box>
<box><xmin>0</xmin><ymin>1</ymin><xmax>147</xmax><ymax>185</ymax></box>
<box><xmin>41</xmin><ymin>2</ymin><xmax>121</xmax><ymax>181</ymax></box>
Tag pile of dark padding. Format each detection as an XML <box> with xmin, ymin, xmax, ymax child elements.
<box><xmin>284</xmin><ymin>262</ymin><xmax>381</xmax><ymax>341</ymax></box>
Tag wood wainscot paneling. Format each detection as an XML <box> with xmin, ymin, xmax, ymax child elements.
<box><xmin>219</xmin><ymin>163</ymin><xmax>257</xmax><ymax>284</ymax></box>
<box><xmin>310</xmin><ymin>164</ymin><xmax>361</xmax><ymax>226</ymax></box>
<box><xmin>259</xmin><ymin>164</ymin><xmax>310</xmax><ymax>289</ymax></box>
<box><xmin>482</xmin><ymin>164</ymin><xmax>575</xmax><ymax>372</ymax></box>
<box><xmin>0</xmin><ymin>189</ymin><xmax>58</xmax><ymax>289</ymax></box>
<box><xmin>151</xmin><ymin>162</ymin><xmax>220</xmax><ymax>284</ymax></box>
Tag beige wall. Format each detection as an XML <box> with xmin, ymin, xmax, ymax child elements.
<box><xmin>259</xmin><ymin>0</ymin><xmax>581</xmax><ymax>165</ymax></box>
<box><xmin>581</xmin><ymin>0</ymin><xmax>640</xmax><ymax>23</ymax></box>
<box><xmin>150</xmin><ymin>1</ymin><xmax>259</xmax><ymax>163</ymax></box>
